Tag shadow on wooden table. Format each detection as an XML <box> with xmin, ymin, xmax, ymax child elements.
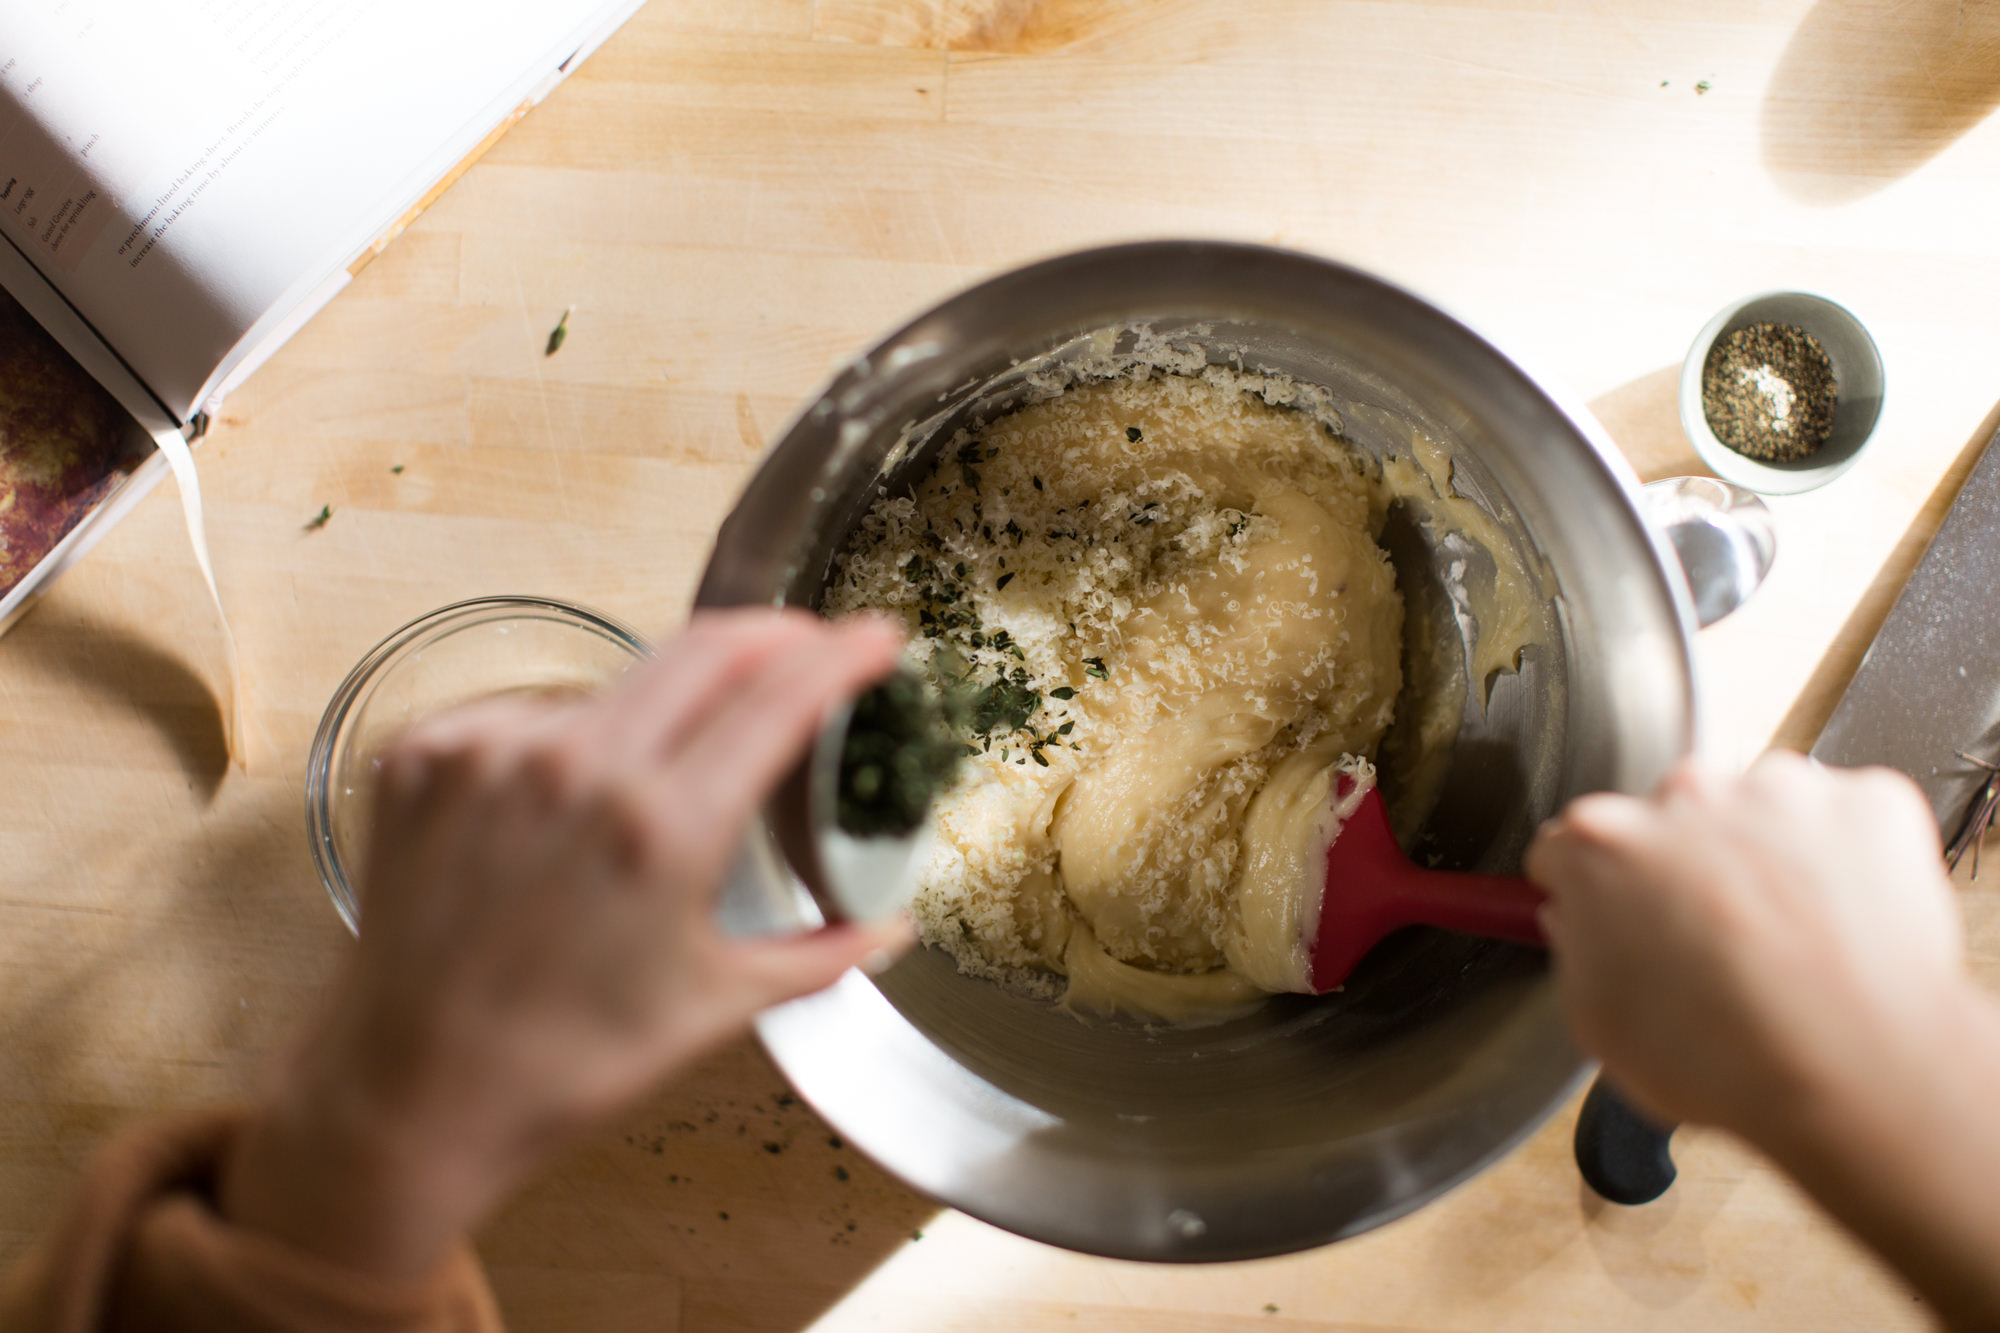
<box><xmin>0</xmin><ymin>776</ymin><xmax>347</xmax><ymax>1273</ymax></box>
<box><xmin>1414</xmin><ymin>1101</ymin><xmax>1745</xmax><ymax>1313</ymax></box>
<box><xmin>1762</xmin><ymin>0</ymin><xmax>2000</xmax><ymax>204</ymax></box>
<box><xmin>478</xmin><ymin>1035</ymin><xmax>939</xmax><ymax>1333</ymax></box>
<box><xmin>1573</xmin><ymin>1135</ymin><xmax>1738</xmax><ymax>1311</ymax></box>
<box><xmin>5</xmin><ymin>604</ymin><xmax>230</xmax><ymax>802</ymax></box>
<box><xmin>1772</xmin><ymin>394</ymin><xmax>2000</xmax><ymax>752</ymax></box>
<box><xmin>1586</xmin><ymin>364</ymin><xmax>1711</xmax><ymax>484</ymax></box>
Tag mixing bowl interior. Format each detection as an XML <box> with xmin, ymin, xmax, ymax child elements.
<box><xmin>800</xmin><ymin>318</ymin><xmax>1564</xmax><ymax>1215</ymax></box>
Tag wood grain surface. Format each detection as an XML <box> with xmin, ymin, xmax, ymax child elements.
<box><xmin>7</xmin><ymin>0</ymin><xmax>2000</xmax><ymax>1328</ymax></box>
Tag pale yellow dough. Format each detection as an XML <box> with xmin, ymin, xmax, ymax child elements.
<box><xmin>827</xmin><ymin>371</ymin><xmax>1410</xmax><ymax>1022</ymax></box>
<box><xmin>1049</xmin><ymin>481</ymin><xmax>1401</xmax><ymax>984</ymax></box>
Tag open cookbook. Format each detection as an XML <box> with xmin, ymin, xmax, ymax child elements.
<box><xmin>0</xmin><ymin>0</ymin><xmax>649</xmax><ymax>632</ymax></box>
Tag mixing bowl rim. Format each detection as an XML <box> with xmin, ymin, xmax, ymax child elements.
<box><xmin>708</xmin><ymin>237</ymin><xmax>1701</xmax><ymax>1260</ymax></box>
<box><xmin>757</xmin><ymin>985</ymin><xmax>1599</xmax><ymax>1263</ymax></box>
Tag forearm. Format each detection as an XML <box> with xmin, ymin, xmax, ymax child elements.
<box><xmin>215</xmin><ymin>1019</ymin><xmax>511</xmax><ymax>1285</ymax></box>
<box><xmin>1</xmin><ymin>1109</ymin><xmax>503</xmax><ymax>1333</ymax></box>
<box><xmin>218</xmin><ymin>1083</ymin><xmax>473</xmax><ymax>1283</ymax></box>
<box><xmin>1748</xmin><ymin>977</ymin><xmax>2000</xmax><ymax>1331</ymax></box>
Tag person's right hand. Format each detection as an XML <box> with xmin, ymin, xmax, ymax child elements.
<box><xmin>220</xmin><ymin>609</ymin><xmax>911</xmax><ymax>1279</ymax></box>
<box><xmin>1524</xmin><ymin>751</ymin><xmax>1966</xmax><ymax>1139</ymax></box>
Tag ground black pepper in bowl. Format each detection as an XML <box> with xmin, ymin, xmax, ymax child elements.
<box><xmin>1701</xmin><ymin>321</ymin><xmax>1837</xmax><ymax>463</ymax></box>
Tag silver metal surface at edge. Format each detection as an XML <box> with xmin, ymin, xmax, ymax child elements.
<box><xmin>1810</xmin><ymin>423</ymin><xmax>2000</xmax><ymax>832</ymax></box>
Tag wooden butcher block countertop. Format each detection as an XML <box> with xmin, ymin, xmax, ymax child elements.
<box><xmin>7</xmin><ymin>0</ymin><xmax>2000</xmax><ymax>1328</ymax></box>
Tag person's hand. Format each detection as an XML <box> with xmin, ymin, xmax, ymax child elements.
<box><xmin>1525</xmin><ymin>751</ymin><xmax>1965</xmax><ymax>1139</ymax></box>
<box><xmin>221</xmin><ymin>609</ymin><xmax>911</xmax><ymax>1278</ymax></box>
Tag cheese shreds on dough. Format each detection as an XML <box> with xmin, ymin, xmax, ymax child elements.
<box><xmin>825</xmin><ymin>370</ymin><xmax>1407</xmax><ymax>1020</ymax></box>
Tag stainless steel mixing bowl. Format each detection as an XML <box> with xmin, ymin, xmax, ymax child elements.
<box><xmin>696</xmin><ymin>241</ymin><xmax>1707</xmax><ymax>1261</ymax></box>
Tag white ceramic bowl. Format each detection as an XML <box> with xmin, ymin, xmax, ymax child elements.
<box><xmin>1678</xmin><ymin>291</ymin><xmax>1884</xmax><ymax>495</ymax></box>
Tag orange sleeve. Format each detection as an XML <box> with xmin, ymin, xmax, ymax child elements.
<box><xmin>0</xmin><ymin>1109</ymin><xmax>504</xmax><ymax>1333</ymax></box>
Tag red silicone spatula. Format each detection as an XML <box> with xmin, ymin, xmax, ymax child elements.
<box><xmin>1308</xmin><ymin>776</ymin><xmax>1547</xmax><ymax>992</ymax></box>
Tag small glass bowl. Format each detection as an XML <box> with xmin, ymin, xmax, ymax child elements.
<box><xmin>305</xmin><ymin>596</ymin><xmax>650</xmax><ymax>932</ymax></box>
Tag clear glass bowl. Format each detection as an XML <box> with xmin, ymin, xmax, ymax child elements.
<box><xmin>306</xmin><ymin>596</ymin><xmax>650</xmax><ymax>932</ymax></box>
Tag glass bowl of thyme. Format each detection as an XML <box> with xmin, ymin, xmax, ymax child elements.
<box><xmin>1678</xmin><ymin>291</ymin><xmax>1885</xmax><ymax>495</ymax></box>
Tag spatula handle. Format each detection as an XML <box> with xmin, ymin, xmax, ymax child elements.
<box><xmin>1394</xmin><ymin>867</ymin><xmax>1546</xmax><ymax>944</ymax></box>
<box><xmin>1310</xmin><ymin>787</ymin><xmax>1550</xmax><ymax>993</ymax></box>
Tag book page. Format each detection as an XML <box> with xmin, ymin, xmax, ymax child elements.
<box><xmin>0</xmin><ymin>0</ymin><xmax>637</xmax><ymax>419</ymax></box>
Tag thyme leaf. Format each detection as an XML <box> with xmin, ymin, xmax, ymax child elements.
<box><xmin>545</xmin><ymin>306</ymin><xmax>573</xmax><ymax>356</ymax></box>
<box><xmin>961</xmin><ymin>678</ymin><xmax>1039</xmax><ymax>735</ymax></box>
